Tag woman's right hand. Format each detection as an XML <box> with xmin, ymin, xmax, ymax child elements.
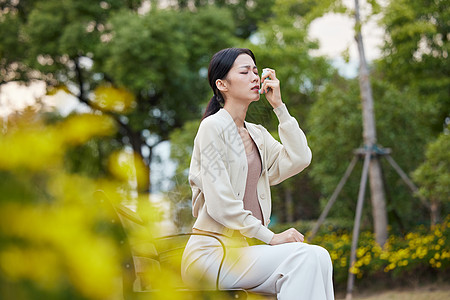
<box><xmin>269</xmin><ymin>228</ymin><xmax>305</xmax><ymax>245</ymax></box>
<box><xmin>260</xmin><ymin>68</ymin><xmax>283</xmax><ymax>109</ymax></box>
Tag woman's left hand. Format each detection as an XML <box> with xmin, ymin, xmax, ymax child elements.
<box><xmin>261</xmin><ymin>68</ymin><xmax>283</xmax><ymax>109</ymax></box>
<box><xmin>269</xmin><ymin>228</ymin><xmax>305</xmax><ymax>245</ymax></box>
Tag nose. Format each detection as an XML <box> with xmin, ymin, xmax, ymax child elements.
<box><xmin>252</xmin><ymin>72</ymin><xmax>259</xmax><ymax>82</ymax></box>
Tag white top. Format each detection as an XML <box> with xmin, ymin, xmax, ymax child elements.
<box><xmin>189</xmin><ymin>104</ymin><xmax>312</xmax><ymax>244</ymax></box>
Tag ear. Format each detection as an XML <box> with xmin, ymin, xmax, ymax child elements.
<box><xmin>216</xmin><ymin>79</ymin><xmax>228</xmax><ymax>93</ymax></box>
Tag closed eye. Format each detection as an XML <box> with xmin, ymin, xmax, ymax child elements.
<box><xmin>238</xmin><ymin>65</ymin><xmax>258</xmax><ymax>74</ymax></box>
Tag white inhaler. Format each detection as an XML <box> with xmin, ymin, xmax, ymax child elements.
<box><xmin>259</xmin><ymin>69</ymin><xmax>271</xmax><ymax>94</ymax></box>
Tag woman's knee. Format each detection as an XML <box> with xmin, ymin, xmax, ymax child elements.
<box><xmin>309</xmin><ymin>245</ymin><xmax>333</xmax><ymax>270</ymax></box>
<box><xmin>280</xmin><ymin>243</ymin><xmax>332</xmax><ymax>269</ymax></box>
<box><xmin>295</xmin><ymin>244</ymin><xmax>331</xmax><ymax>266</ymax></box>
<box><xmin>312</xmin><ymin>244</ymin><xmax>331</xmax><ymax>258</ymax></box>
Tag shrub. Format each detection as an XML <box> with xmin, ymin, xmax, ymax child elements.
<box><xmin>309</xmin><ymin>216</ymin><xmax>450</xmax><ymax>287</ymax></box>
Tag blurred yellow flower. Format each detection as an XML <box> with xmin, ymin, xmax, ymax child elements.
<box><xmin>0</xmin><ymin>246</ymin><xmax>61</xmax><ymax>290</ymax></box>
<box><xmin>0</xmin><ymin>127</ymin><xmax>63</xmax><ymax>171</ymax></box>
<box><xmin>108</xmin><ymin>150</ymin><xmax>149</xmax><ymax>190</ymax></box>
<box><xmin>93</xmin><ymin>85</ymin><xmax>136</xmax><ymax>113</ymax></box>
<box><xmin>0</xmin><ymin>202</ymin><xmax>122</xmax><ymax>299</ymax></box>
<box><xmin>58</xmin><ymin>114</ymin><xmax>116</xmax><ymax>145</ymax></box>
<box><xmin>46</xmin><ymin>84</ymin><xmax>72</xmax><ymax>96</ymax></box>
<box><xmin>0</xmin><ymin>113</ymin><xmax>116</xmax><ymax>171</ymax></box>
<box><xmin>340</xmin><ymin>257</ymin><xmax>347</xmax><ymax>267</ymax></box>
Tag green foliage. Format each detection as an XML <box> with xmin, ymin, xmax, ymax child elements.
<box><xmin>64</xmin><ymin>137</ymin><xmax>121</xmax><ymax>178</ymax></box>
<box><xmin>226</xmin><ymin>0</ymin><xmax>276</xmax><ymax>39</ymax></box>
<box><xmin>296</xmin><ymin>0</ymin><xmax>347</xmax><ymax>24</ymax></box>
<box><xmin>0</xmin><ymin>12</ymin><xmax>27</xmax><ymax>81</ymax></box>
<box><xmin>413</xmin><ymin>128</ymin><xmax>450</xmax><ymax>210</ymax></box>
<box><xmin>20</xmin><ymin>1</ymin><xmax>117</xmax><ymax>73</ymax></box>
<box><xmin>97</xmin><ymin>6</ymin><xmax>237</xmax><ymax>134</ymax></box>
<box><xmin>377</xmin><ymin>0</ymin><xmax>450</xmax><ymax>132</ymax></box>
<box><xmin>170</xmin><ymin>120</ymin><xmax>199</xmax><ymax>177</ymax></box>
<box><xmin>171</xmin><ymin>0</ymin><xmax>276</xmax><ymax>39</ymax></box>
<box><xmin>251</xmin><ymin>0</ymin><xmax>334</xmax><ymax>123</ymax></box>
<box><xmin>0</xmin><ymin>1</ymin><xmax>239</xmax><ymax>195</ymax></box>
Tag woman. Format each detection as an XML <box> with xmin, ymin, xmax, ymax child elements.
<box><xmin>181</xmin><ymin>48</ymin><xmax>334</xmax><ymax>299</ymax></box>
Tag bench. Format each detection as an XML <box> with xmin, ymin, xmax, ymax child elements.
<box><xmin>94</xmin><ymin>190</ymin><xmax>274</xmax><ymax>300</ymax></box>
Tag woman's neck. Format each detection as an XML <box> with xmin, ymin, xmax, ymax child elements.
<box><xmin>223</xmin><ymin>101</ymin><xmax>249</xmax><ymax>129</ymax></box>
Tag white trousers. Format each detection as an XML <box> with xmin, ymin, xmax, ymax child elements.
<box><xmin>181</xmin><ymin>234</ymin><xmax>335</xmax><ymax>300</ymax></box>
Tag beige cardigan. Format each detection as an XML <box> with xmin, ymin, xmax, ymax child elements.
<box><xmin>188</xmin><ymin>104</ymin><xmax>312</xmax><ymax>244</ymax></box>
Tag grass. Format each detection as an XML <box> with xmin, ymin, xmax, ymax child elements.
<box><xmin>338</xmin><ymin>283</ymin><xmax>450</xmax><ymax>300</ymax></box>
<box><xmin>247</xmin><ymin>283</ymin><xmax>450</xmax><ymax>300</ymax></box>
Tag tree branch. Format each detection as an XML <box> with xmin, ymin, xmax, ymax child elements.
<box><xmin>73</xmin><ymin>56</ymin><xmax>87</xmax><ymax>104</ymax></box>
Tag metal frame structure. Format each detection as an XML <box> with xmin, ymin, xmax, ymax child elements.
<box><xmin>309</xmin><ymin>145</ymin><xmax>426</xmax><ymax>299</ymax></box>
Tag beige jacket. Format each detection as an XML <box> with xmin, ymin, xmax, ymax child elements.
<box><xmin>188</xmin><ymin>104</ymin><xmax>312</xmax><ymax>244</ymax></box>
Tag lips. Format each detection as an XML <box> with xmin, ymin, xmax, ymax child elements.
<box><xmin>252</xmin><ymin>85</ymin><xmax>260</xmax><ymax>91</ymax></box>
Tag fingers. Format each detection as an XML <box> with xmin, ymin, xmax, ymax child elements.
<box><xmin>260</xmin><ymin>67</ymin><xmax>283</xmax><ymax>108</ymax></box>
<box><xmin>284</xmin><ymin>228</ymin><xmax>304</xmax><ymax>243</ymax></box>
<box><xmin>299</xmin><ymin>232</ymin><xmax>305</xmax><ymax>243</ymax></box>
<box><xmin>260</xmin><ymin>68</ymin><xmax>277</xmax><ymax>94</ymax></box>
<box><xmin>261</xmin><ymin>68</ymin><xmax>276</xmax><ymax>81</ymax></box>
<box><xmin>261</xmin><ymin>79</ymin><xmax>277</xmax><ymax>94</ymax></box>
<box><xmin>269</xmin><ymin>229</ymin><xmax>305</xmax><ymax>245</ymax></box>
<box><xmin>260</xmin><ymin>68</ymin><xmax>281</xmax><ymax>99</ymax></box>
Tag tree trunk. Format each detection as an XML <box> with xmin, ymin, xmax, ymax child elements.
<box><xmin>430</xmin><ymin>201</ymin><xmax>440</xmax><ymax>227</ymax></box>
<box><xmin>285</xmin><ymin>186</ymin><xmax>294</xmax><ymax>223</ymax></box>
<box><xmin>368</xmin><ymin>158</ymin><xmax>388</xmax><ymax>245</ymax></box>
<box><xmin>127</xmin><ymin>129</ymin><xmax>151</xmax><ymax>194</ymax></box>
<box><xmin>354</xmin><ymin>0</ymin><xmax>388</xmax><ymax>246</ymax></box>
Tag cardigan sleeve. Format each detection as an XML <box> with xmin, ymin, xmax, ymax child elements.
<box><xmin>263</xmin><ymin>103</ymin><xmax>312</xmax><ymax>186</ymax></box>
<box><xmin>190</xmin><ymin>118</ymin><xmax>274</xmax><ymax>244</ymax></box>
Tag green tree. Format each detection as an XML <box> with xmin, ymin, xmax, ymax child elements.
<box><xmin>0</xmin><ymin>1</ymin><xmax>237</xmax><ymax>199</ymax></box>
<box><xmin>413</xmin><ymin>128</ymin><xmax>450</xmax><ymax>226</ymax></box>
<box><xmin>170</xmin><ymin>0</ymin><xmax>276</xmax><ymax>39</ymax></box>
<box><xmin>376</xmin><ymin>0</ymin><xmax>450</xmax><ymax>132</ymax></box>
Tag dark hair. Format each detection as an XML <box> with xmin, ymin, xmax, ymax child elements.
<box><xmin>202</xmin><ymin>48</ymin><xmax>257</xmax><ymax>120</ymax></box>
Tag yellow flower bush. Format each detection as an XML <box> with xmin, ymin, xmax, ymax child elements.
<box><xmin>0</xmin><ymin>112</ymin><xmax>126</xmax><ymax>300</ymax></box>
<box><xmin>0</xmin><ymin>106</ymin><xmax>163</xmax><ymax>300</ymax></box>
<box><xmin>309</xmin><ymin>216</ymin><xmax>450</xmax><ymax>284</ymax></box>
<box><xmin>0</xmin><ymin>106</ymin><xmax>195</xmax><ymax>299</ymax></box>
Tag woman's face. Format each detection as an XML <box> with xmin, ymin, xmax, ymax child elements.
<box><xmin>220</xmin><ymin>54</ymin><xmax>261</xmax><ymax>103</ymax></box>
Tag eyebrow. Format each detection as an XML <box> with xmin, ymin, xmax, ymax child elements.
<box><xmin>238</xmin><ymin>65</ymin><xmax>258</xmax><ymax>69</ymax></box>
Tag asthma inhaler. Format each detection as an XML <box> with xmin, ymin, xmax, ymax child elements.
<box><xmin>259</xmin><ymin>69</ymin><xmax>270</xmax><ymax>94</ymax></box>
